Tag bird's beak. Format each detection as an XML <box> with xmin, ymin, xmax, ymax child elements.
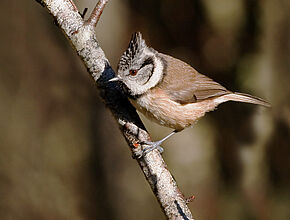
<box><xmin>108</xmin><ymin>76</ymin><xmax>121</xmax><ymax>82</ymax></box>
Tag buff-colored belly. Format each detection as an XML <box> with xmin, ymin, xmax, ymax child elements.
<box><xmin>130</xmin><ymin>91</ymin><xmax>217</xmax><ymax>131</ymax></box>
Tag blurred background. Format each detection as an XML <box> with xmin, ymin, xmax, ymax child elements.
<box><xmin>0</xmin><ymin>0</ymin><xmax>289</xmax><ymax>219</ymax></box>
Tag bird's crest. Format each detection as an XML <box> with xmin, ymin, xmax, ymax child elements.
<box><xmin>118</xmin><ymin>32</ymin><xmax>147</xmax><ymax>71</ymax></box>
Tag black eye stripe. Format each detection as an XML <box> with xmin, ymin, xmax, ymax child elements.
<box><xmin>142</xmin><ymin>60</ymin><xmax>155</xmax><ymax>85</ymax></box>
<box><xmin>140</xmin><ymin>57</ymin><xmax>154</xmax><ymax>69</ymax></box>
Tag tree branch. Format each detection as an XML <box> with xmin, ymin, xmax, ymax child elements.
<box><xmin>36</xmin><ymin>0</ymin><xmax>194</xmax><ymax>219</ymax></box>
<box><xmin>85</xmin><ymin>0</ymin><xmax>108</xmax><ymax>27</ymax></box>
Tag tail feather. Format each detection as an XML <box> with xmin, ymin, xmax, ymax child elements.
<box><xmin>220</xmin><ymin>92</ymin><xmax>271</xmax><ymax>107</ymax></box>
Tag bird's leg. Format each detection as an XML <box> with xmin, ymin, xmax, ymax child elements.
<box><xmin>142</xmin><ymin>130</ymin><xmax>178</xmax><ymax>155</ymax></box>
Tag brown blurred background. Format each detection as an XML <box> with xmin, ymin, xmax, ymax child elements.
<box><xmin>0</xmin><ymin>0</ymin><xmax>289</xmax><ymax>219</ymax></box>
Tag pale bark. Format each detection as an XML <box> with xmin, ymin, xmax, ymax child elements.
<box><xmin>36</xmin><ymin>0</ymin><xmax>194</xmax><ymax>219</ymax></box>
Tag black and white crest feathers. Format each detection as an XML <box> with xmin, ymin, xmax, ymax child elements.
<box><xmin>118</xmin><ymin>32</ymin><xmax>147</xmax><ymax>71</ymax></box>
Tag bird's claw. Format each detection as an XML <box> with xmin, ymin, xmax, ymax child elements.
<box><xmin>141</xmin><ymin>140</ymin><xmax>164</xmax><ymax>155</ymax></box>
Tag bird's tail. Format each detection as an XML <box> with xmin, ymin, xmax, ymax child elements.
<box><xmin>218</xmin><ymin>92</ymin><xmax>271</xmax><ymax>107</ymax></box>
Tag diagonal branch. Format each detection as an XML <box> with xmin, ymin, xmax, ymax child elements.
<box><xmin>35</xmin><ymin>0</ymin><xmax>194</xmax><ymax>219</ymax></box>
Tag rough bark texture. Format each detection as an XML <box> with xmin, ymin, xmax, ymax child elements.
<box><xmin>36</xmin><ymin>0</ymin><xmax>194</xmax><ymax>219</ymax></box>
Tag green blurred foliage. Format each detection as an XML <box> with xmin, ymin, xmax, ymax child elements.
<box><xmin>0</xmin><ymin>0</ymin><xmax>289</xmax><ymax>219</ymax></box>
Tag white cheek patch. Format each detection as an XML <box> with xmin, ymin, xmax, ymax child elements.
<box><xmin>129</xmin><ymin>50</ymin><xmax>164</xmax><ymax>96</ymax></box>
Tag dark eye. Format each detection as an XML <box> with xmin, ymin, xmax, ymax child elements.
<box><xmin>129</xmin><ymin>69</ymin><xmax>137</xmax><ymax>76</ymax></box>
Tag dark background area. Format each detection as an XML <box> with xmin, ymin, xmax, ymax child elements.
<box><xmin>0</xmin><ymin>0</ymin><xmax>289</xmax><ymax>219</ymax></box>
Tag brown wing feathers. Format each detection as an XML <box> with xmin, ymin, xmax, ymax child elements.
<box><xmin>158</xmin><ymin>54</ymin><xmax>230</xmax><ymax>104</ymax></box>
<box><xmin>190</xmin><ymin>74</ymin><xmax>230</xmax><ymax>101</ymax></box>
<box><xmin>158</xmin><ymin>53</ymin><xmax>270</xmax><ymax>107</ymax></box>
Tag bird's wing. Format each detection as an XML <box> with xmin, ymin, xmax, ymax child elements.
<box><xmin>157</xmin><ymin>54</ymin><xmax>230</xmax><ymax>104</ymax></box>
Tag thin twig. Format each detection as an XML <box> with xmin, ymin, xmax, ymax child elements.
<box><xmin>36</xmin><ymin>0</ymin><xmax>194</xmax><ymax>219</ymax></box>
<box><xmin>85</xmin><ymin>0</ymin><xmax>108</xmax><ymax>27</ymax></box>
<box><xmin>79</xmin><ymin>7</ymin><xmax>88</xmax><ymax>18</ymax></box>
<box><xmin>68</xmin><ymin>0</ymin><xmax>78</xmax><ymax>12</ymax></box>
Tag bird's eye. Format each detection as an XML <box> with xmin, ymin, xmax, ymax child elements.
<box><xmin>129</xmin><ymin>69</ymin><xmax>137</xmax><ymax>76</ymax></box>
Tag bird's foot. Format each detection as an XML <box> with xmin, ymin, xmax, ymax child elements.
<box><xmin>141</xmin><ymin>140</ymin><xmax>164</xmax><ymax>155</ymax></box>
<box><xmin>140</xmin><ymin>130</ymin><xmax>178</xmax><ymax>156</ymax></box>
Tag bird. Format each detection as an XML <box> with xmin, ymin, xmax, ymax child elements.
<box><xmin>110</xmin><ymin>32</ymin><xmax>270</xmax><ymax>154</ymax></box>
